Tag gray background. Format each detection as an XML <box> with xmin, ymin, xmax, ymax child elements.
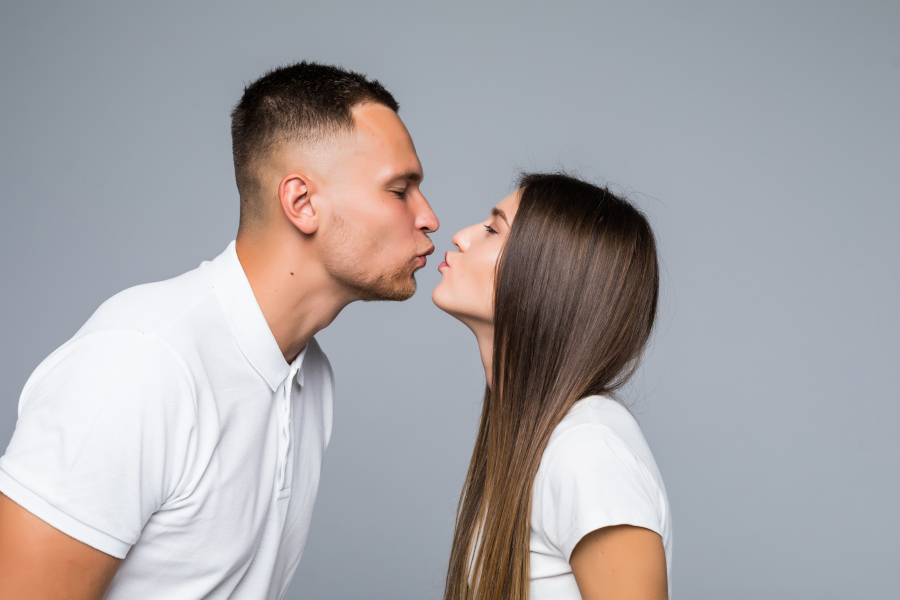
<box><xmin>1</xmin><ymin>1</ymin><xmax>898</xmax><ymax>598</ymax></box>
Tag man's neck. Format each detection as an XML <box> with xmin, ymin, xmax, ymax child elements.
<box><xmin>235</xmin><ymin>231</ymin><xmax>353</xmax><ymax>364</ymax></box>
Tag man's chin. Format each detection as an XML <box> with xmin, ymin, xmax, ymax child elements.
<box><xmin>356</xmin><ymin>274</ymin><xmax>417</xmax><ymax>303</ymax></box>
<box><xmin>330</xmin><ymin>258</ymin><xmax>421</xmax><ymax>303</ymax></box>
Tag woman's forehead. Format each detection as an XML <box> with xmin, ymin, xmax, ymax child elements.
<box><xmin>492</xmin><ymin>189</ymin><xmax>522</xmax><ymax>221</ymax></box>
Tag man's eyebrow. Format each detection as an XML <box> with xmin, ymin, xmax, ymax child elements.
<box><xmin>491</xmin><ymin>207</ymin><xmax>509</xmax><ymax>226</ymax></box>
<box><xmin>385</xmin><ymin>170</ymin><xmax>423</xmax><ymax>186</ymax></box>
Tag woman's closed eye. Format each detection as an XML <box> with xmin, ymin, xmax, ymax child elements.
<box><xmin>484</xmin><ymin>224</ymin><xmax>498</xmax><ymax>234</ymax></box>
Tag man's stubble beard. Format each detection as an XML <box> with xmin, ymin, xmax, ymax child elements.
<box><xmin>321</xmin><ymin>213</ymin><xmax>418</xmax><ymax>302</ymax></box>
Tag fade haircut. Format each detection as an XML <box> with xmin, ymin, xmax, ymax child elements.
<box><xmin>230</xmin><ymin>61</ymin><xmax>400</xmax><ymax>230</ymax></box>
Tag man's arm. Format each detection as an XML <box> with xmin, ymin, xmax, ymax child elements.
<box><xmin>0</xmin><ymin>492</ymin><xmax>121</xmax><ymax>600</ymax></box>
<box><xmin>570</xmin><ymin>524</ymin><xmax>668</xmax><ymax>600</ymax></box>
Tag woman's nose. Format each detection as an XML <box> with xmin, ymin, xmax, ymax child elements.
<box><xmin>451</xmin><ymin>227</ymin><xmax>469</xmax><ymax>252</ymax></box>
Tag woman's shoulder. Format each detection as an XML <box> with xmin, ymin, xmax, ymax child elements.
<box><xmin>539</xmin><ymin>395</ymin><xmax>666</xmax><ymax>506</ymax></box>
<box><xmin>531</xmin><ymin>395</ymin><xmax>672</xmax><ymax>559</ymax></box>
<box><xmin>546</xmin><ymin>397</ymin><xmax>648</xmax><ymax>458</ymax></box>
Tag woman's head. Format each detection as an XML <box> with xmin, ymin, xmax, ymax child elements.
<box><xmin>434</xmin><ymin>173</ymin><xmax>658</xmax><ymax>389</ymax></box>
<box><xmin>439</xmin><ymin>172</ymin><xmax>660</xmax><ymax>600</ymax></box>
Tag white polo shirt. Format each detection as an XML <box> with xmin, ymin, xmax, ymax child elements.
<box><xmin>0</xmin><ymin>241</ymin><xmax>334</xmax><ymax>600</ymax></box>
<box><xmin>529</xmin><ymin>396</ymin><xmax>672</xmax><ymax>599</ymax></box>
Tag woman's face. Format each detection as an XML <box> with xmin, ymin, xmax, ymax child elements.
<box><xmin>432</xmin><ymin>191</ymin><xmax>520</xmax><ymax>327</ymax></box>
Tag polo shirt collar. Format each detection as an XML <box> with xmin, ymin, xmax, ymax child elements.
<box><xmin>209</xmin><ymin>241</ymin><xmax>306</xmax><ymax>391</ymax></box>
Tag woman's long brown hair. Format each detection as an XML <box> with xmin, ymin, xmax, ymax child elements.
<box><xmin>443</xmin><ymin>173</ymin><xmax>660</xmax><ymax>600</ymax></box>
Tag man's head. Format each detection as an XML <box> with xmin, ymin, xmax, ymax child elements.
<box><xmin>231</xmin><ymin>62</ymin><xmax>438</xmax><ymax>301</ymax></box>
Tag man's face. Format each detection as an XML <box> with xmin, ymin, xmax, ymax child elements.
<box><xmin>317</xmin><ymin>103</ymin><xmax>438</xmax><ymax>301</ymax></box>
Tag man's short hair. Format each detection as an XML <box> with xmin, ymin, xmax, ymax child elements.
<box><xmin>231</xmin><ymin>61</ymin><xmax>400</xmax><ymax>230</ymax></box>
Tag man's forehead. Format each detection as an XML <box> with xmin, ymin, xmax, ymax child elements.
<box><xmin>351</xmin><ymin>102</ymin><xmax>410</xmax><ymax>141</ymax></box>
<box><xmin>349</xmin><ymin>104</ymin><xmax>422</xmax><ymax>181</ymax></box>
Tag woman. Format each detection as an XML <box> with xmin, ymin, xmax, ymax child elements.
<box><xmin>432</xmin><ymin>173</ymin><xmax>672</xmax><ymax>600</ymax></box>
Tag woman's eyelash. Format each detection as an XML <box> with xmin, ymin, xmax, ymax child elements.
<box><xmin>391</xmin><ymin>190</ymin><xmax>407</xmax><ymax>199</ymax></box>
<box><xmin>484</xmin><ymin>224</ymin><xmax>498</xmax><ymax>234</ymax></box>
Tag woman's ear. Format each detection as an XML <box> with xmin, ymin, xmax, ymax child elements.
<box><xmin>279</xmin><ymin>173</ymin><xmax>318</xmax><ymax>235</ymax></box>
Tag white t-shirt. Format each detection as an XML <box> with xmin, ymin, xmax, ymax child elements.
<box><xmin>529</xmin><ymin>396</ymin><xmax>672</xmax><ymax>599</ymax></box>
<box><xmin>0</xmin><ymin>241</ymin><xmax>334</xmax><ymax>600</ymax></box>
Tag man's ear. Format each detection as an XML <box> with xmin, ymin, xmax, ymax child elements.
<box><xmin>279</xmin><ymin>173</ymin><xmax>318</xmax><ymax>235</ymax></box>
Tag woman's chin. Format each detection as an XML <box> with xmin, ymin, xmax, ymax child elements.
<box><xmin>432</xmin><ymin>283</ymin><xmax>494</xmax><ymax>337</ymax></box>
<box><xmin>432</xmin><ymin>285</ymin><xmax>463</xmax><ymax>320</ymax></box>
<box><xmin>431</xmin><ymin>282</ymin><xmax>451</xmax><ymax>313</ymax></box>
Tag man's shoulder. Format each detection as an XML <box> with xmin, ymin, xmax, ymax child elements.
<box><xmin>80</xmin><ymin>263</ymin><xmax>217</xmax><ymax>339</ymax></box>
<box><xmin>302</xmin><ymin>337</ymin><xmax>335</xmax><ymax>386</ymax></box>
<box><xmin>21</xmin><ymin>263</ymin><xmax>218</xmax><ymax>407</ymax></box>
<box><xmin>304</xmin><ymin>337</ymin><xmax>329</xmax><ymax>365</ymax></box>
<box><xmin>25</xmin><ymin>330</ymin><xmax>196</xmax><ymax>401</ymax></box>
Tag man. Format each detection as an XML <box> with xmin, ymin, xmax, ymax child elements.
<box><xmin>0</xmin><ymin>62</ymin><xmax>438</xmax><ymax>599</ymax></box>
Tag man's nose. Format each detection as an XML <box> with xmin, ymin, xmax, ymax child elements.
<box><xmin>415</xmin><ymin>194</ymin><xmax>440</xmax><ymax>233</ymax></box>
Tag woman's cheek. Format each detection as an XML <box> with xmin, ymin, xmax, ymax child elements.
<box><xmin>479</xmin><ymin>257</ymin><xmax>496</xmax><ymax>318</ymax></box>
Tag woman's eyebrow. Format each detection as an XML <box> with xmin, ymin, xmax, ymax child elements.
<box><xmin>491</xmin><ymin>208</ymin><xmax>509</xmax><ymax>226</ymax></box>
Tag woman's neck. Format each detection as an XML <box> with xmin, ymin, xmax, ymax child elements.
<box><xmin>471</xmin><ymin>323</ymin><xmax>494</xmax><ymax>389</ymax></box>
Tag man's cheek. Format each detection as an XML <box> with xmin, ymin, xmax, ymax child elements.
<box><xmin>372</xmin><ymin>222</ymin><xmax>403</xmax><ymax>251</ymax></box>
